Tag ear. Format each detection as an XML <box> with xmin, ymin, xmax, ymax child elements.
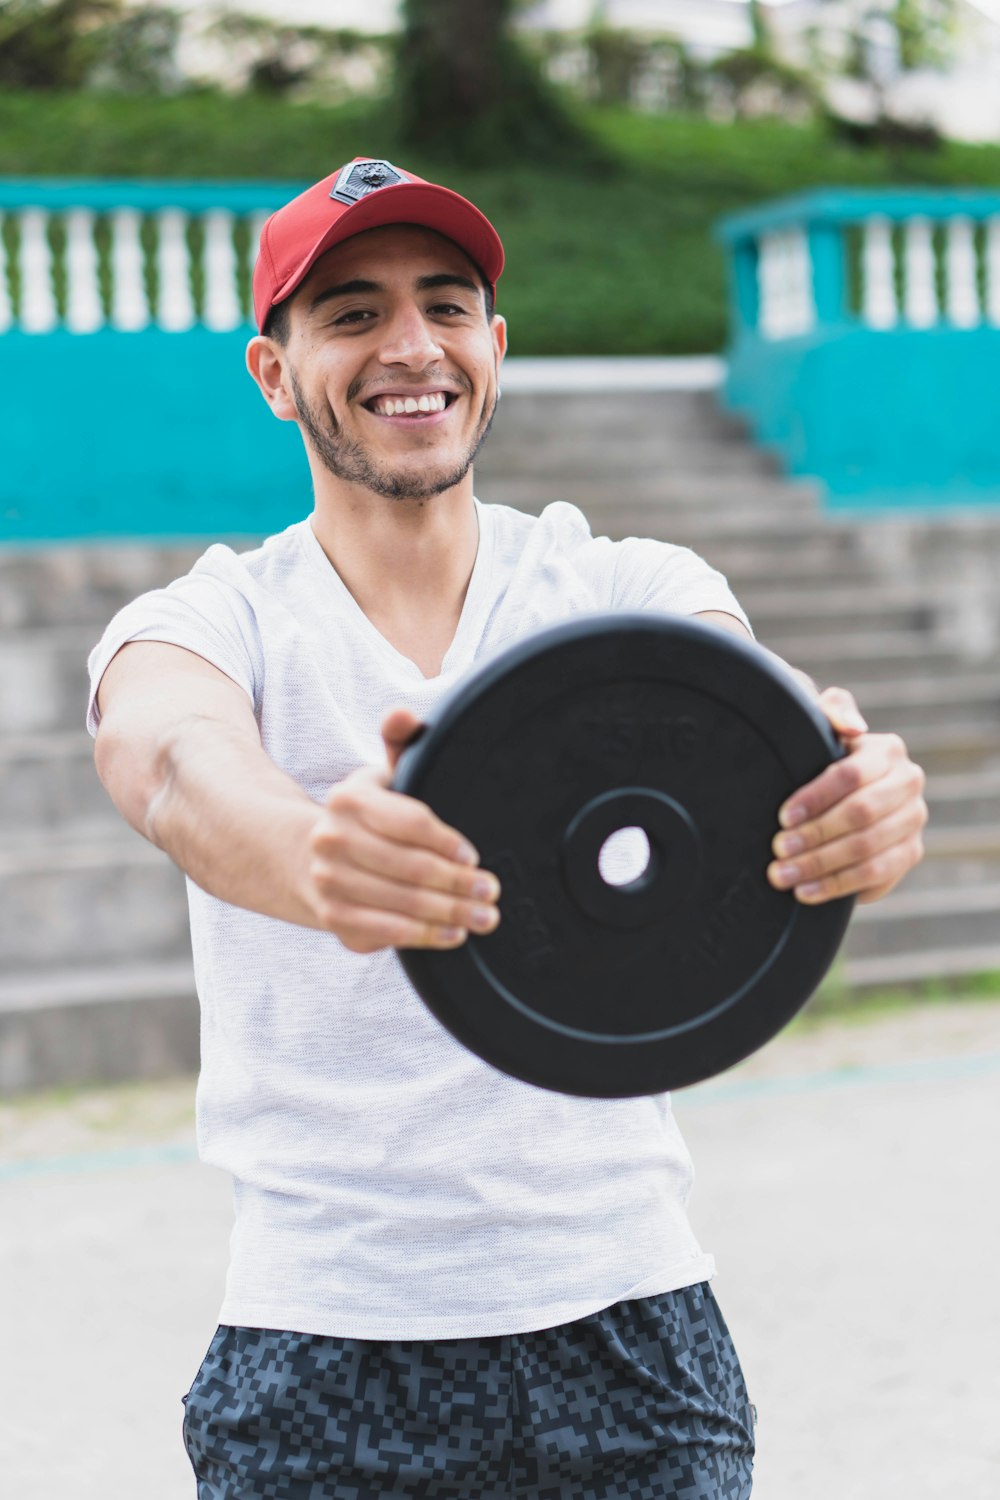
<box><xmin>246</xmin><ymin>336</ymin><xmax>298</xmax><ymax>422</ymax></box>
<box><xmin>491</xmin><ymin>314</ymin><xmax>508</xmax><ymax>370</ymax></box>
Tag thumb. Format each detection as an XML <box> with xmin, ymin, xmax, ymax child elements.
<box><xmin>818</xmin><ymin>685</ymin><xmax>869</xmax><ymax>739</ymax></box>
<box><xmin>381</xmin><ymin>708</ymin><xmax>426</xmax><ymax>772</ymax></box>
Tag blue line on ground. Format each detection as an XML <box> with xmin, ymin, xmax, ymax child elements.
<box><xmin>0</xmin><ymin>1139</ymin><xmax>198</xmax><ymax>1181</ymax></box>
<box><xmin>3</xmin><ymin>1050</ymin><xmax>999</xmax><ymax>1181</ymax></box>
<box><xmin>681</xmin><ymin>1049</ymin><xmax>1000</xmax><ymax>1106</ymax></box>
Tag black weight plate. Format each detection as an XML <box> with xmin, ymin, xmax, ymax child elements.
<box><xmin>393</xmin><ymin>614</ymin><xmax>854</xmax><ymax>1098</ymax></box>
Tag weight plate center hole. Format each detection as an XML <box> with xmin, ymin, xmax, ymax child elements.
<box><xmin>597</xmin><ymin>826</ymin><xmax>654</xmax><ymax>890</ymax></box>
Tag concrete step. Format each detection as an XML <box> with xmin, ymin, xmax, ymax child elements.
<box><xmin>482</xmin><ymin>475</ymin><xmax>814</xmax><ymax>517</ymax></box>
<box><xmin>0</xmin><ymin>960</ymin><xmax>198</xmax><ymax>1095</ymax></box>
<box><xmin>924</xmin><ymin>770</ymin><xmax>1000</xmax><ymax>825</ymax></box>
<box><xmin>482</xmin><ymin>390</ymin><xmax>752</xmax><ymax>443</ymax></box>
<box><xmin>843</xmin><ymin>882</ymin><xmax>1000</xmax><ymax>962</ymax></box>
<box><xmin>904</xmin><ymin>824</ymin><xmax>1000</xmax><ymax>892</ymax></box>
<box><xmin>899</xmin><ymin>722</ymin><xmax>1000</xmax><ymax>776</ymax></box>
<box><xmin>849</xmin><ymin>674</ymin><xmax>1000</xmax><ymax>733</ymax></box>
<box><xmin>842</xmin><ymin>941</ymin><xmax>1000</xmax><ymax>990</ymax></box>
<box><xmin>0</xmin><ymin>835</ymin><xmax>190</xmax><ymax>970</ymax></box>
<box><xmin>0</xmin><ymin>732</ymin><xmax>113</xmax><ymax>836</ymax></box>
<box><xmin>757</xmin><ymin>632</ymin><xmax>969</xmax><ymax>686</ymax></box>
<box><xmin>479</xmin><ymin>439</ymin><xmax>784</xmax><ymax>480</ymax></box>
<box><xmin>0</xmin><ymin>544</ymin><xmax>205</xmax><ymax>630</ymax></box>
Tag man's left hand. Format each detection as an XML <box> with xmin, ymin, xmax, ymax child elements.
<box><xmin>767</xmin><ymin>686</ymin><xmax>928</xmax><ymax>905</ymax></box>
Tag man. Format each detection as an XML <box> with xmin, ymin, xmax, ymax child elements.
<box><xmin>87</xmin><ymin>158</ymin><xmax>927</xmax><ymax>1499</ymax></box>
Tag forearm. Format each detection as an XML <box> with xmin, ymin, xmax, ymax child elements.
<box><xmin>98</xmin><ymin>711</ymin><xmax>323</xmax><ymax>928</ymax></box>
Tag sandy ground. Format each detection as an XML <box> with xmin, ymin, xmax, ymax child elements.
<box><xmin>2</xmin><ymin>998</ymin><xmax>999</xmax><ymax>1500</ymax></box>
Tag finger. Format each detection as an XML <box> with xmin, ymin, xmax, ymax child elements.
<box><xmin>773</xmin><ymin>753</ymin><xmax>926</xmax><ymax>859</ymax></box>
<box><xmin>329</xmin><ymin>779</ymin><xmax>481</xmax><ymax>867</ymax></box>
<box><xmin>777</xmin><ymin>732</ymin><xmax>911</xmax><ymax>830</ymax></box>
<box><xmin>381</xmin><ymin>708</ymin><xmax>425</xmax><ymax>772</ymax></box>
<box><xmin>319</xmin><ymin>900</ymin><xmax>472</xmax><ymax>954</ymax></box>
<box><xmin>312</xmin><ymin>862</ymin><xmax>501</xmax><ymax>938</ymax></box>
<box><xmin>768</xmin><ymin>798</ymin><xmax>927</xmax><ymax>895</ymax></box>
<box><xmin>773</xmin><ymin>830</ymin><xmax>925</xmax><ymax>906</ymax></box>
<box><xmin>817</xmin><ymin>684</ymin><xmax>869</xmax><ymax>739</ymax></box>
<box><xmin>320</xmin><ymin>821</ymin><xmax>501</xmax><ymax>904</ymax></box>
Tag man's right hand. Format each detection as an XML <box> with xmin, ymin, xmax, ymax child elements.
<box><xmin>305</xmin><ymin>708</ymin><xmax>501</xmax><ymax>953</ymax></box>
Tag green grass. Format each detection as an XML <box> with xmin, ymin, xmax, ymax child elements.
<box><xmin>3</xmin><ymin>90</ymin><xmax>1000</xmax><ymax>352</ymax></box>
<box><xmin>800</xmin><ymin>965</ymin><xmax>1000</xmax><ymax>1028</ymax></box>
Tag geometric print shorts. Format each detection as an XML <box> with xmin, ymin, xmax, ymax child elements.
<box><xmin>182</xmin><ymin>1282</ymin><xmax>755</xmax><ymax>1500</ymax></box>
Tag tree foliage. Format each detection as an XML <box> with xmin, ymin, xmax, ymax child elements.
<box><xmin>0</xmin><ymin>0</ymin><xmax>115</xmax><ymax>89</ymax></box>
<box><xmin>395</xmin><ymin>0</ymin><xmax>592</xmax><ymax>164</ymax></box>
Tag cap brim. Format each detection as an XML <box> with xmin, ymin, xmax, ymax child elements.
<box><xmin>272</xmin><ymin>182</ymin><xmax>504</xmax><ymax>314</ymax></box>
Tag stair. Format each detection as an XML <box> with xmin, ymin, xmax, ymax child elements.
<box><xmin>2</xmin><ymin>371</ymin><xmax>999</xmax><ymax>1091</ymax></box>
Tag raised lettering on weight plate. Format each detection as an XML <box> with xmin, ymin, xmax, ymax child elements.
<box><xmin>579</xmin><ymin>716</ymin><xmax>698</xmax><ymax>761</ymax></box>
<box><xmin>485</xmin><ymin>851</ymin><xmax>555</xmax><ymax>969</ymax></box>
<box><xmin>692</xmin><ymin>869</ymin><xmax>763</xmax><ymax>968</ymax></box>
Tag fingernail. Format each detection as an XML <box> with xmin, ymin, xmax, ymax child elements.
<box><xmin>771</xmin><ymin>863</ymin><xmax>800</xmax><ymax>889</ymax></box>
<box><xmin>779</xmin><ymin>804</ymin><xmax>807</xmax><ymax>829</ymax></box>
<box><xmin>455</xmin><ymin>840</ymin><xmax>479</xmax><ymax>866</ymax></box>
<box><xmin>796</xmin><ymin>882</ymin><xmax>823</xmax><ymax>901</ymax></box>
<box><xmin>775</xmin><ymin>832</ymin><xmax>804</xmax><ymax>858</ymax></box>
<box><xmin>472</xmin><ymin>875</ymin><xmax>499</xmax><ymax>901</ymax></box>
<box><xmin>439</xmin><ymin>926</ymin><xmax>465</xmax><ymax>943</ymax></box>
<box><xmin>844</xmin><ymin>714</ymin><xmax>869</xmax><ymax>733</ymax></box>
<box><xmin>470</xmin><ymin>905</ymin><xmax>499</xmax><ymax>932</ymax></box>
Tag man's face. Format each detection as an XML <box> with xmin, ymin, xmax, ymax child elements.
<box><xmin>275</xmin><ymin>224</ymin><xmax>506</xmax><ymax>502</ymax></box>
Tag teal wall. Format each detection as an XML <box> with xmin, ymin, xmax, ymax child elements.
<box><xmin>2</xmin><ymin>331</ymin><xmax>309</xmax><ymax>541</ymax></box>
<box><xmin>718</xmin><ymin>189</ymin><xmax>1000</xmax><ymax>512</ymax></box>
<box><xmin>0</xmin><ymin>177</ymin><xmax>311</xmax><ymax>543</ymax></box>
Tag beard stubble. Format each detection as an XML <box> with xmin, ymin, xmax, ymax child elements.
<box><xmin>289</xmin><ymin>370</ymin><xmax>497</xmax><ymax>502</ymax></box>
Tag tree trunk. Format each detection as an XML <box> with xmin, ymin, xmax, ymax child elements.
<box><xmin>396</xmin><ymin>0</ymin><xmax>588</xmax><ymax>163</ymax></box>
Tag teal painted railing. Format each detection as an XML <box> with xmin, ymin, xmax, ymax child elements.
<box><xmin>717</xmin><ymin>189</ymin><xmax>1000</xmax><ymax>511</ymax></box>
<box><xmin>0</xmin><ymin>178</ymin><xmax>310</xmax><ymax>542</ymax></box>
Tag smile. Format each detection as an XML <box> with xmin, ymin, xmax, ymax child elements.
<box><xmin>365</xmin><ymin>391</ymin><xmax>457</xmax><ymax>418</ymax></box>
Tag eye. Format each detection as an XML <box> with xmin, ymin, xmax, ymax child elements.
<box><xmin>333</xmin><ymin>308</ymin><xmax>376</xmax><ymax>326</ymax></box>
<box><xmin>429</xmin><ymin>302</ymin><xmax>468</xmax><ymax>317</ymax></box>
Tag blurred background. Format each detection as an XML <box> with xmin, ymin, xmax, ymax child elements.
<box><xmin>1</xmin><ymin>2</ymin><xmax>999</xmax><ymax>1497</ymax></box>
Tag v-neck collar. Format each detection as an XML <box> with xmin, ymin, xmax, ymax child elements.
<box><xmin>300</xmin><ymin>499</ymin><xmax>494</xmax><ymax>682</ymax></box>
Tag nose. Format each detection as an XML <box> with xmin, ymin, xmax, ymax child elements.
<box><xmin>377</xmin><ymin>302</ymin><xmax>445</xmax><ymax>369</ymax></box>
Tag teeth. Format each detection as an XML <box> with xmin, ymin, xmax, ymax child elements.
<box><xmin>372</xmin><ymin>392</ymin><xmax>449</xmax><ymax>416</ymax></box>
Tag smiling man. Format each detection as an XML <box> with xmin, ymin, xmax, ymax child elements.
<box><xmin>87</xmin><ymin>158</ymin><xmax>927</xmax><ymax>1500</ymax></box>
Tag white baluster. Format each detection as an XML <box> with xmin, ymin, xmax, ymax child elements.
<box><xmin>986</xmin><ymin>217</ymin><xmax>1000</xmax><ymax>327</ymax></box>
<box><xmin>787</xmin><ymin>227</ymin><xmax>816</xmax><ymax>335</ymax></box>
<box><xmin>903</xmin><ymin>217</ymin><xmax>937</xmax><ymax>328</ymax></box>
<box><xmin>862</xmin><ymin>216</ymin><xmax>897</xmax><ymax>330</ymax></box>
<box><xmin>64</xmin><ymin>208</ymin><xmax>103</xmax><ymax>333</ymax></box>
<box><xmin>201</xmin><ymin>209</ymin><xmax>241</xmax><ymax>331</ymax></box>
<box><xmin>247</xmin><ymin>211</ymin><xmax>270</xmax><ymax>324</ymax></box>
<box><xmin>110</xmin><ymin>208</ymin><xmax>149</xmax><ymax>331</ymax></box>
<box><xmin>758</xmin><ymin>231</ymin><xmax>783</xmax><ymax>340</ymax></box>
<box><xmin>156</xmin><ymin>208</ymin><xmax>195</xmax><ymax>331</ymax></box>
<box><xmin>945</xmin><ymin>215</ymin><xmax>979</xmax><ymax>328</ymax></box>
<box><xmin>19</xmin><ymin>208</ymin><xmax>58</xmax><ymax>332</ymax></box>
<box><xmin>0</xmin><ymin>217</ymin><xmax>12</xmax><ymax>332</ymax></box>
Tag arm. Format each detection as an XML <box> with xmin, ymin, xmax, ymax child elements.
<box><xmin>94</xmin><ymin>641</ymin><xmax>500</xmax><ymax>950</ymax></box>
<box><xmin>694</xmin><ymin>611</ymin><xmax>928</xmax><ymax>906</ymax></box>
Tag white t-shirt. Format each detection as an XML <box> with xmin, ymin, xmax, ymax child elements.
<box><xmin>87</xmin><ymin>499</ymin><xmax>751</xmax><ymax>1340</ymax></box>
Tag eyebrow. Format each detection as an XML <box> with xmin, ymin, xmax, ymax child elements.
<box><xmin>308</xmin><ymin>272</ymin><xmax>482</xmax><ymax>313</ymax></box>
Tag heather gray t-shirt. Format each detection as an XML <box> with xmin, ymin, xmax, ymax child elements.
<box><xmin>87</xmin><ymin>499</ymin><xmax>751</xmax><ymax>1340</ymax></box>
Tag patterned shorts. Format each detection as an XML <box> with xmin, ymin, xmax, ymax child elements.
<box><xmin>182</xmin><ymin>1282</ymin><xmax>755</xmax><ymax>1499</ymax></box>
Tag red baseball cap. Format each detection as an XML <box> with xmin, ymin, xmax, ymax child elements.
<box><xmin>252</xmin><ymin>157</ymin><xmax>505</xmax><ymax>333</ymax></box>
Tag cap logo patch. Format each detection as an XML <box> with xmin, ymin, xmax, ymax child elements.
<box><xmin>331</xmin><ymin>159</ymin><xmax>408</xmax><ymax>206</ymax></box>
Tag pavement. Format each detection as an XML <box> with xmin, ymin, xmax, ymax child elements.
<box><xmin>3</xmin><ymin>997</ymin><xmax>999</xmax><ymax>1500</ymax></box>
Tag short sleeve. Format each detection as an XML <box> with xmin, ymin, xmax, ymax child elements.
<box><xmin>86</xmin><ymin>557</ymin><xmax>265</xmax><ymax>737</ymax></box>
<box><xmin>611</xmin><ymin>536</ymin><xmax>753</xmax><ymax>635</ymax></box>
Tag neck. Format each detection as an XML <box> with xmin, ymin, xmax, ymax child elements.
<box><xmin>309</xmin><ymin>471</ymin><xmax>480</xmax><ymax>677</ymax></box>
